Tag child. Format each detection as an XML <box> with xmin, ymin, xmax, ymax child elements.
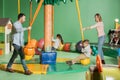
<box><xmin>66</xmin><ymin>40</ymin><xmax>91</xmax><ymax>66</ymax></box>
<box><xmin>83</xmin><ymin>13</ymin><xmax>105</xmax><ymax>64</ymax></box>
<box><xmin>52</xmin><ymin>34</ymin><xmax>64</xmax><ymax>50</ymax></box>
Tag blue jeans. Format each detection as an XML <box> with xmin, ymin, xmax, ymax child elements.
<box><xmin>7</xmin><ymin>44</ymin><xmax>28</xmax><ymax>71</ymax></box>
<box><xmin>98</xmin><ymin>36</ymin><xmax>105</xmax><ymax>60</ymax></box>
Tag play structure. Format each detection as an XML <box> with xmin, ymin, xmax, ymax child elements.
<box><xmin>108</xmin><ymin>18</ymin><xmax>120</xmax><ymax>45</ymax></box>
<box><xmin>24</xmin><ymin>0</ymin><xmax>44</xmax><ymax>60</ymax></box>
<box><xmin>0</xmin><ymin>0</ymin><xmax>90</xmax><ymax>75</ymax></box>
<box><xmin>0</xmin><ymin>64</ymin><xmax>49</xmax><ymax>74</ymax></box>
<box><xmin>86</xmin><ymin>64</ymin><xmax>120</xmax><ymax>80</ymax></box>
<box><xmin>22</xmin><ymin>0</ymin><xmax>85</xmax><ymax>64</ymax></box>
<box><xmin>86</xmin><ymin>52</ymin><xmax>120</xmax><ymax>80</ymax></box>
<box><xmin>0</xmin><ymin>18</ymin><xmax>12</xmax><ymax>54</ymax></box>
<box><xmin>115</xmin><ymin>18</ymin><xmax>120</xmax><ymax>30</ymax></box>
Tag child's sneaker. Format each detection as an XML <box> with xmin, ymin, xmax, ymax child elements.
<box><xmin>66</xmin><ymin>61</ymin><xmax>73</xmax><ymax>66</ymax></box>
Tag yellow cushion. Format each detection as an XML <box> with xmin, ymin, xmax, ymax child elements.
<box><xmin>80</xmin><ymin>58</ymin><xmax>90</xmax><ymax>65</ymax></box>
<box><xmin>58</xmin><ymin>44</ymin><xmax>64</xmax><ymax>51</ymax></box>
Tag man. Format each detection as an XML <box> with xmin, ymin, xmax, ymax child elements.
<box><xmin>6</xmin><ymin>13</ymin><xmax>32</xmax><ymax>75</ymax></box>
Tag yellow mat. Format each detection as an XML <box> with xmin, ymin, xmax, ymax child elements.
<box><xmin>0</xmin><ymin>64</ymin><xmax>49</xmax><ymax>74</ymax></box>
<box><xmin>57</xmin><ymin>58</ymin><xmax>71</xmax><ymax>62</ymax></box>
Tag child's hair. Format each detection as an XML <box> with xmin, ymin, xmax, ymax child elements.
<box><xmin>95</xmin><ymin>13</ymin><xmax>102</xmax><ymax>22</ymax></box>
<box><xmin>83</xmin><ymin>39</ymin><xmax>89</xmax><ymax>44</ymax></box>
<box><xmin>57</xmin><ymin>34</ymin><xmax>64</xmax><ymax>44</ymax></box>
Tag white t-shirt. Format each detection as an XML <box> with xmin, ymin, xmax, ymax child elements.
<box><xmin>52</xmin><ymin>38</ymin><xmax>61</xmax><ymax>49</ymax></box>
<box><xmin>81</xmin><ymin>44</ymin><xmax>91</xmax><ymax>57</ymax></box>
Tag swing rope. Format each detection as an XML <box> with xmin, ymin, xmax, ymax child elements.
<box><xmin>30</xmin><ymin>0</ymin><xmax>44</xmax><ymax>26</ymax></box>
<box><xmin>75</xmin><ymin>0</ymin><xmax>84</xmax><ymax>41</ymax></box>
<box><xmin>28</xmin><ymin>0</ymin><xmax>44</xmax><ymax>43</ymax></box>
<box><xmin>18</xmin><ymin>0</ymin><xmax>20</xmax><ymax>14</ymax></box>
<box><xmin>28</xmin><ymin>0</ymin><xmax>33</xmax><ymax>43</ymax></box>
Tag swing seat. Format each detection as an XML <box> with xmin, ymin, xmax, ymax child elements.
<box><xmin>80</xmin><ymin>58</ymin><xmax>90</xmax><ymax>65</ymax></box>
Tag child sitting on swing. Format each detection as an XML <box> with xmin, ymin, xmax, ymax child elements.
<box><xmin>52</xmin><ymin>34</ymin><xmax>64</xmax><ymax>50</ymax></box>
<box><xmin>66</xmin><ymin>39</ymin><xmax>91</xmax><ymax>66</ymax></box>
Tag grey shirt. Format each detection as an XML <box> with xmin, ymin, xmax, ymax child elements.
<box><xmin>12</xmin><ymin>21</ymin><xmax>27</xmax><ymax>46</ymax></box>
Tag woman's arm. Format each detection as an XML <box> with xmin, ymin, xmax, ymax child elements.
<box><xmin>83</xmin><ymin>24</ymin><xmax>97</xmax><ymax>31</ymax></box>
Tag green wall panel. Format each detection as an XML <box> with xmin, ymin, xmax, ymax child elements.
<box><xmin>3</xmin><ymin>0</ymin><xmax>120</xmax><ymax>43</ymax></box>
<box><xmin>0</xmin><ymin>0</ymin><xmax>3</xmax><ymax>18</ymax></box>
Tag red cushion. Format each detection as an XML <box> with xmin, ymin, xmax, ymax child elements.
<box><xmin>63</xmin><ymin>43</ymin><xmax>71</xmax><ymax>52</ymax></box>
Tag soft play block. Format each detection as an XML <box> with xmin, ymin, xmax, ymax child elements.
<box><xmin>63</xmin><ymin>43</ymin><xmax>71</xmax><ymax>52</ymax></box>
<box><xmin>0</xmin><ymin>64</ymin><xmax>49</xmax><ymax>74</ymax></box>
<box><xmin>41</xmin><ymin>52</ymin><xmax>57</xmax><ymax>64</ymax></box>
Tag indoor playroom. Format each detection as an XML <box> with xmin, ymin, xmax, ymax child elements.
<box><xmin>0</xmin><ymin>0</ymin><xmax>120</xmax><ymax>80</ymax></box>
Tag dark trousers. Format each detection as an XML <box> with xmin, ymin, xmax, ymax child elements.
<box><xmin>7</xmin><ymin>44</ymin><xmax>28</xmax><ymax>71</ymax></box>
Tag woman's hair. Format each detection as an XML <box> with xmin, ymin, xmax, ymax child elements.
<box><xmin>57</xmin><ymin>34</ymin><xmax>64</xmax><ymax>44</ymax></box>
<box><xmin>95</xmin><ymin>13</ymin><xmax>102</xmax><ymax>22</ymax></box>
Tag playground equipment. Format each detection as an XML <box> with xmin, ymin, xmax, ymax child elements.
<box><xmin>0</xmin><ymin>18</ymin><xmax>12</xmax><ymax>54</ymax></box>
<box><xmin>0</xmin><ymin>64</ymin><xmax>49</xmax><ymax>74</ymax></box>
<box><xmin>24</xmin><ymin>0</ymin><xmax>44</xmax><ymax>59</ymax></box>
<box><xmin>57</xmin><ymin>44</ymin><xmax>64</xmax><ymax>51</ymax></box>
<box><xmin>18</xmin><ymin>0</ymin><xmax>20</xmax><ymax>14</ymax></box>
<box><xmin>86</xmin><ymin>65</ymin><xmax>120</xmax><ymax>80</ymax></box>
<box><xmin>80</xmin><ymin>58</ymin><xmax>90</xmax><ymax>65</ymax></box>
<box><xmin>41</xmin><ymin>0</ymin><xmax>84</xmax><ymax>64</ymax></box>
<box><xmin>37</xmin><ymin>38</ymin><xmax>44</xmax><ymax>49</ymax></box>
<box><xmin>115</xmin><ymin>18</ymin><xmax>120</xmax><ymax>30</ymax></box>
<box><xmin>91</xmin><ymin>45</ymin><xmax>98</xmax><ymax>56</ymax></box>
<box><xmin>108</xmin><ymin>18</ymin><xmax>120</xmax><ymax>45</ymax></box>
<box><xmin>76</xmin><ymin>0</ymin><xmax>84</xmax><ymax>41</ymax></box>
<box><xmin>35</xmin><ymin>38</ymin><xmax>44</xmax><ymax>55</ymax></box>
<box><xmin>70</xmin><ymin>43</ymin><xmax>76</xmax><ymax>52</ymax></box>
<box><xmin>63</xmin><ymin>43</ymin><xmax>71</xmax><ymax>52</ymax></box>
<box><xmin>41</xmin><ymin>52</ymin><xmax>57</xmax><ymax>64</ymax></box>
<box><xmin>18</xmin><ymin>0</ymin><xmax>84</xmax><ymax>63</ymax></box>
<box><xmin>86</xmin><ymin>54</ymin><xmax>120</xmax><ymax>80</ymax></box>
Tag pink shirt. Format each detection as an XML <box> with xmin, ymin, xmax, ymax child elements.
<box><xmin>90</xmin><ymin>22</ymin><xmax>105</xmax><ymax>37</ymax></box>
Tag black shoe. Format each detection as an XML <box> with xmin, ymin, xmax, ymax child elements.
<box><xmin>66</xmin><ymin>61</ymin><xmax>73</xmax><ymax>66</ymax></box>
<box><xmin>25</xmin><ymin>70</ymin><xmax>32</xmax><ymax>75</ymax></box>
<box><xmin>102</xmin><ymin>60</ymin><xmax>105</xmax><ymax>64</ymax></box>
<box><xmin>6</xmin><ymin>68</ymin><xmax>14</xmax><ymax>73</ymax></box>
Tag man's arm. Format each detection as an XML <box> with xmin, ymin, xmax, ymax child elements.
<box><xmin>14</xmin><ymin>23</ymin><xmax>31</xmax><ymax>32</ymax></box>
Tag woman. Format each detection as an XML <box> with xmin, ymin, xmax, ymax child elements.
<box><xmin>83</xmin><ymin>13</ymin><xmax>105</xmax><ymax>64</ymax></box>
